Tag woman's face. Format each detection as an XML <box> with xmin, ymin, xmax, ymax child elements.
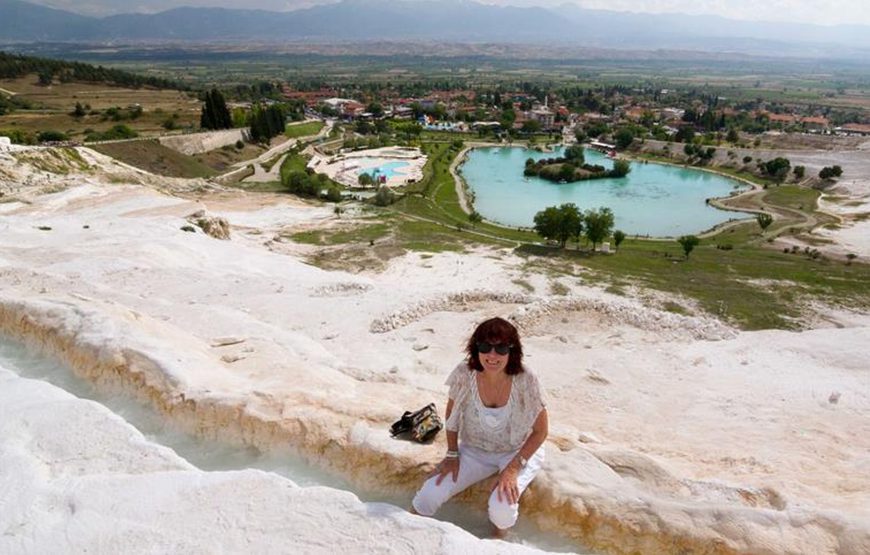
<box><xmin>478</xmin><ymin>339</ymin><xmax>510</xmax><ymax>374</ymax></box>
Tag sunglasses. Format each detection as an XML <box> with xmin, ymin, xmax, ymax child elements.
<box><xmin>477</xmin><ymin>342</ymin><xmax>512</xmax><ymax>355</ymax></box>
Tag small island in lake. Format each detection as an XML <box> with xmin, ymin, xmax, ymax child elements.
<box><xmin>524</xmin><ymin>144</ymin><xmax>630</xmax><ymax>183</ymax></box>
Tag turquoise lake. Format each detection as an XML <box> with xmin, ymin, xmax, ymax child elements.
<box><xmin>460</xmin><ymin>146</ymin><xmax>749</xmax><ymax>237</ymax></box>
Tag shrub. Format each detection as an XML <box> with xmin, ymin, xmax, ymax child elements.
<box><xmin>373</xmin><ymin>186</ymin><xmax>395</xmax><ymax>206</ymax></box>
<box><xmin>677</xmin><ymin>235</ymin><xmax>700</xmax><ymax>259</ymax></box>
<box><xmin>37</xmin><ymin>130</ymin><xmax>68</xmax><ymax>143</ymax></box>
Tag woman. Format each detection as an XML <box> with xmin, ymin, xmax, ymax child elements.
<box><xmin>412</xmin><ymin>317</ymin><xmax>548</xmax><ymax>535</ymax></box>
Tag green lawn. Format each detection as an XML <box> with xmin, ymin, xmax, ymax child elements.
<box><xmin>270</xmin><ymin>138</ymin><xmax>869</xmax><ymax>330</ymax></box>
<box><xmin>516</xmin><ymin>237</ymin><xmax>870</xmax><ymax>330</ymax></box>
<box><xmin>285</xmin><ymin>121</ymin><xmax>324</xmax><ymax>138</ymax></box>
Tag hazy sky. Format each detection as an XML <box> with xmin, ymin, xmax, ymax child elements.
<box><xmin>32</xmin><ymin>0</ymin><xmax>870</xmax><ymax>26</ymax></box>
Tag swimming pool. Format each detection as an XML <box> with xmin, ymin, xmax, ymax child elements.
<box><xmin>358</xmin><ymin>160</ymin><xmax>410</xmax><ymax>180</ymax></box>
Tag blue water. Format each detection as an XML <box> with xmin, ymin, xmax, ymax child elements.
<box><xmin>461</xmin><ymin>146</ymin><xmax>749</xmax><ymax>237</ymax></box>
<box><xmin>359</xmin><ymin>160</ymin><xmax>410</xmax><ymax>179</ymax></box>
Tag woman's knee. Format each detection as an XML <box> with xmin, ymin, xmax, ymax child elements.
<box><xmin>487</xmin><ymin>493</ymin><xmax>519</xmax><ymax>530</ymax></box>
<box><xmin>412</xmin><ymin>478</ymin><xmax>452</xmax><ymax>517</ymax></box>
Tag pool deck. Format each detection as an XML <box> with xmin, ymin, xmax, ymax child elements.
<box><xmin>308</xmin><ymin>146</ymin><xmax>426</xmax><ymax>189</ymax></box>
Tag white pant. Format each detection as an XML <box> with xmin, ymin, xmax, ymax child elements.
<box><xmin>412</xmin><ymin>444</ymin><xmax>544</xmax><ymax>530</ymax></box>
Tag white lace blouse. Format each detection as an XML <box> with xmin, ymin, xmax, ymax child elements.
<box><xmin>444</xmin><ymin>362</ymin><xmax>547</xmax><ymax>453</ymax></box>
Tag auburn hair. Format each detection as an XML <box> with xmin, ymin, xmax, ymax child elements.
<box><xmin>465</xmin><ymin>317</ymin><xmax>525</xmax><ymax>375</ymax></box>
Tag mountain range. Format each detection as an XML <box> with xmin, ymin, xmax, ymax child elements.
<box><xmin>1</xmin><ymin>0</ymin><xmax>869</xmax><ymax>60</ymax></box>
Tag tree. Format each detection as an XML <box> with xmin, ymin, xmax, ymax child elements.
<box><xmin>793</xmin><ymin>165</ymin><xmax>806</xmax><ymax>180</ymax></box>
<box><xmin>533</xmin><ymin>203</ymin><xmax>583</xmax><ymax>248</ymax></box>
<box><xmin>726</xmin><ymin>127</ymin><xmax>739</xmax><ymax>143</ymax></box>
<box><xmin>468</xmin><ymin>211</ymin><xmax>483</xmax><ymax>226</ymax></box>
<box><xmin>366</xmin><ymin>102</ymin><xmax>384</xmax><ymax>118</ymax></box>
<box><xmin>763</xmin><ymin>157</ymin><xmax>791</xmax><ymax>181</ymax></box>
<box><xmin>614</xmin><ymin>127</ymin><xmax>635</xmax><ymax>149</ymax></box>
<box><xmin>563</xmin><ymin>145</ymin><xmax>585</xmax><ymax>164</ymax></box>
<box><xmin>559</xmin><ymin>163</ymin><xmax>576</xmax><ymax>181</ymax></box>
<box><xmin>610</xmin><ymin>159</ymin><xmax>631</xmax><ymax>177</ymax></box>
<box><xmin>396</xmin><ymin>122</ymin><xmax>422</xmax><ymax>143</ymax></box>
<box><xmin>819</xmin><ymin>165</ymin><xmax>843</xmax><ymax>179</ymax></box>
<box><xmin>37</xmin><ymin>70</ymin><xmax>53</xmax><ymax>86</ymax></box>
<box><xmin>373</xmin><ymin>186</ymin><xmax>396</xmax><ymax>206</ymax></box>
<box><xmin>200</xmin><ymin>88</ymin><xmax>232</xmax><ymax>130</ymax></box>
<box><xmin>584</xmin><ymin>207</ymin><xmax>615</xmax><ymax>251</ymax></box>
<box><xmin>521</xmin><ymin>120</ymin><xmax>541</xmax><ymax>134</ymax></box>
<box><xmin>612</xmin><ymin>230</ymin><xmax>626</xmax><ymax>252</ymax></box>
<box><xmin>37</xmin><ymin>130</ymin><xmax>68</xmax><ymax>143</ymax></box>
<box><xmin>674</xmin><ymin>126</ymin><xmax>695</xmax><ymax>143</ymax></box>
<box><xmin>72</xmin><ymin>102</ymin><xmax>86</xmax><ymax>118</ymax></box>
<box><xmin>677</xmin><ymin>235</ymin><xmax>700</xmax><ymax>259</ymax></box>
<box><xmin>756</xmin><ymin>212</ymin><xmax>773</xmax><ymax>231</ymax></box>
<box><xmin>358</xmin><ymin>173</ymin><xmax>374</xmax><ymax>187</ymax></box>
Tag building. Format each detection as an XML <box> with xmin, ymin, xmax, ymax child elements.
<box><xmin>836</xmin><ymin>123</ymin><xmax>870</xmax><ymax>136</ymax></box>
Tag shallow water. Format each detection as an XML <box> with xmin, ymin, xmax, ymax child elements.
<box><xmin>461</xmin><ymin>146</ymin><xmax>750</xmax><ymax>237</ymax></box>
<box><xmin>0</xmin><ymin>337</ymin><xmax>589</xmax><ymax>553</ymax></box>
<box><xmin>358</xmin><ymin>160</ymin><xmax>410</xmax><ymax>179</ymax></box>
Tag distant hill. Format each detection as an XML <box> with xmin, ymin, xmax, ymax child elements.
<box><xmin>2</xmin><ymin>0</ymin><xmax>870</xmax><ymax>60</ymax></box>
<box><xmin>0</xmin><ymin>51</ymin><xmax>185</xmax><ymax>90</ymax></box>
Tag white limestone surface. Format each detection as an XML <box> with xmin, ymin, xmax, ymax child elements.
<box><xmin>0</xmin><ymin>363</ymin><xmax>542</xmax><ymax>554</ymax></box>
<box><xmin>1</xmin><ymin>145</ymin><xmax>869</xmax><ymax>554</ymax></box>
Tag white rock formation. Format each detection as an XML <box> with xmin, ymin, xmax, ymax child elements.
<box><xmin>1</xmin><ymin>146</ymin><xmax>869</xmax><ymax>554</ymax></box>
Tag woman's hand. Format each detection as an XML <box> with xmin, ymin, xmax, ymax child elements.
<box><xmin>432</xmin><ymin>457</ymin><xmax>460</xmax><ymax>485</ymax></box>
<box><xmin>492</xmin><ymin>465</ymin><xmax>520</xmax><ymax>504</ymax></box>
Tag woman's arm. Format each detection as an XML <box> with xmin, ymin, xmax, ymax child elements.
<box><xmin>435</xmin><ymin>398</ymin><xmax>460</xmax><ymax>484</ymax></box>
<box><xmin>493</xmin><ymin>408</ymin><xmax>548</xmax><ymax>504</ymax></box>
<box><xmin>511</xmin><ymin>408</ymin><xmax>548</xmax><ymax>470</ymax></box>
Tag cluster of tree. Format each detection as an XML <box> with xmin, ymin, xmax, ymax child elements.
<box><xmin>36</xmin><ymin>130</ymin><xmax>69</xmax><ymax>143</ymax></box>
<box><xmin>0</xmin><ymin>52</ymin><xmax>183</xmax><ymax>90</ymax></box>
<box><xmin>683</xmin><ymin>143</ymin><xmax>716</xmax><ymax>163</ymax></box>
<box><xmin>85</xmin><ymin>124</ymin><xmax>138</xmax><ymax>142</ymax></box>
<box><xmin>395</xmin><ymin>122</ymin><xmax>423</xmax><ymax>143</ymax></box>
<box><xmin>344</xmin><ymin>135</ymin><xmax>393</xmax><ymax>151</ymax></box>
<box><xmin>98</xmin><ymin>104</ymin><xmax>143</xmax><ymax>122</ymax></box>
<box><xmin>0</xmin><ymin>129</ymin><xmax>35</xmax><ymax>144</ymax></box>
<box><xmin>759</xmin><ymin>157</ymin><xmax>791</xmax><ymax>181</ymax></box>
<box><xmin>819</xmin><ymin>165</ymin><xmax>843</xmax><ymax>180</ymax></box>
<box><xmin>354</xmin><ymin>119</ymin><xmax>391</xmax><ymax>135</ymax></box>
<box><xmin>231</xmin><ymin>81</ymin><xmax>284</xmax><ymax>102</ymax></box>
<box><xmin>282</xmin><ymin>169</ymin><xmax>341</xmax><ymax>201</ymax></box>
<box><xmin>249</xmin><ymin>103</ymin><xmax>287</xmax><ymax>143</ymax></box>
<box><xmin>200</xmin><ymin>89</ymin><xmax>232</xmax><ymax>131</ymax></box>
<box><xmin>524</xmin><ymin>146</ymin><xmax>630</xmax><ymax>183</ymax></box>
<box><xmin>0</xmin><ymin>94</ymin><xmax>21</xmax><ymax>116</ymax></box>
<box><xmin>613</xmin><ymin>127</ymin><xmax>636</xmax><ymax>149</ymax></box>
<box><xmin>532</xmin><ymin>203</ymin><xmax>617</xmax><ymax>251</ymax></box>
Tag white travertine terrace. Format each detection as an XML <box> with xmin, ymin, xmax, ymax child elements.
<box><xmin>1</xmin><ymin>146</ymin><xmax>869</xmax><ymax>554</ymax></box>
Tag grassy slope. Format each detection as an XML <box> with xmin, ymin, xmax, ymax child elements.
<box><xmin>285</xmin><ymin>121</ymin><xmax>324</xmax><ymax>138</ymax></box>
<box><xmin>0</xmin><ymin>75</ymin><xmax>200</xmax><ymax>139</ymax></box>
<box><xmin>91</xmin><ymin>140</ymin><xmax>215</xmax><ymax>178</ymax></box>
